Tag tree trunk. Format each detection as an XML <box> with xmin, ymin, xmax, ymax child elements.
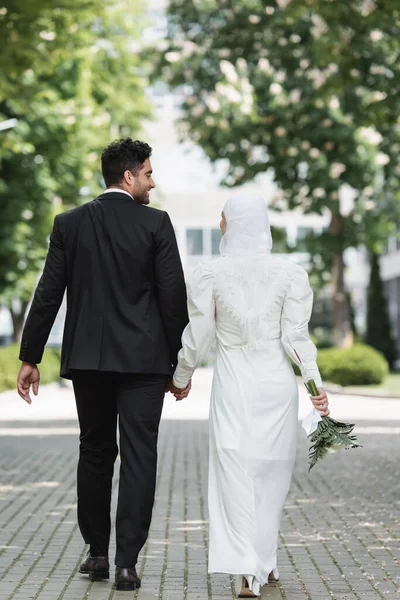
<box><xmin>330</xmin><ymin>214</ymin><xmax>353</xmax><ymax>348</ymax></box>
<box><xmin>10</xmin><ymin>300</ymin><xmax>28</xmax><ymax>343</ymax></box>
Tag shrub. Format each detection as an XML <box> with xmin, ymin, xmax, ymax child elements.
<box><xmin>317</xmin><ymin>343</ymin><xmax>389</xmax><ymax>386</ymax></box>
<box><xmin>0</xmin><ymin>344</ymin><xmax>61</xmax><ymax>392</ymax></box>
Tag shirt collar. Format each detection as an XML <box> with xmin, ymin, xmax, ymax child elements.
<box><xmin>103</xmin><ymin>188</ymin><xmax>133</xmax><ymax>200</ymax></box>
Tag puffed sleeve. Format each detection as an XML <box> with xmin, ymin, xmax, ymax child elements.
<box><xmin>281</xmin><ymin>267</ymin><xmax>323</xmax><ymax>388</ymax></box>
<box><xmin>173</xmin><ymin>262</ymin><xmax>216</xmax><ymax>389</ymax></box>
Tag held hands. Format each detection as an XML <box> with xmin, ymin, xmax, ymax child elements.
<box><xmin>310</xmin><ymin>387</ymin><xmax>330</xmax><ymax>417</ymax></box>
<box><xmin>17</xmin><ymin>362</ymin><xmax>40</xmax><ymax>404</ymax></box>
<box><xmin>166</xmin><ymin>379</ymin><xmax>192</xmax><ymax>401</ymax></box>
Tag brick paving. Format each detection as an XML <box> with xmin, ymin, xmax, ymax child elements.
<box><xmin>0</xmin><ymin>378</ymin><xmax>400</xmax><ymax>599</ymax></box>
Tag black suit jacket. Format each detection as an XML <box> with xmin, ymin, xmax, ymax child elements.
<box><xmin>19</xmin><ymin>192</ymin><xmax>189</xmax><ymax>379</ymax></box>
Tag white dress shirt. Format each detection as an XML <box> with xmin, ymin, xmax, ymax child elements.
<box><xmin>102</xmin><ymin>188</ymin><xmax>133</xmax><ymax>199</ymax></box>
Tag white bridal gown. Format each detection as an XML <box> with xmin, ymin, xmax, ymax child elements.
<box><xmin>173</xmin><ymin>253</ymin><xmax>322</xmax><ymax>587</ymax></box>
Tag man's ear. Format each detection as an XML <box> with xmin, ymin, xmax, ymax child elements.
<box><xmin>123</xmin><ymin>169</ymin><xmax>134</xmax><ymax>185</ymax></box>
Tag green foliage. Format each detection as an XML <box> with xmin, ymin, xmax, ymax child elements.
<box><xmin>158</xmin><ymin>0</ymin><xmax>400</xmax><ymax>341</ymax></box>
<box><xmin>317</xmin><ymin>343</ymin><xmax>389</xmax><ymax>386</ymax></box>
<box><xmin>0</xmin><ymin>344</ymin><xmax>61</xmax><ymax>392</ymax></box>
<box><xmin>307</xmin><ymin>416</ymin><xmax>361</xmax><ymax>472</ymax></box>
<box><xmin>159</xmin><ymin>0</ymin><xmax>399</xmax><ymax>216</ymax></box>
<box><xmin>0</xmin><ymin>1</ymin><xmax>151</xmax><ymax>335</ymax></box>
<box><xmin>365</xmin><ymin>251</ymin><xmax>397</xmax><ymax>369</ymax></box>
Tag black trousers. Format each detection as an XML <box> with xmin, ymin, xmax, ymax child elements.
<box><xmin>72</xmin><ymin>371</ymin><xmax>167</xmax><ymax>567</ymax></box>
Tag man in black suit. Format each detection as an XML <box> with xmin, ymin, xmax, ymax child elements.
<box><xmin>17</xmin><ymin>138</ymin><xmax>190</xmax><ymax>591</ymax></box>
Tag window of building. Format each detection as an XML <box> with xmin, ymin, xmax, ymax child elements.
<box><xmin>211</xmin><ymin>228</ymin><xmax>222</xmax><ymax>255</ymax></box>
<box><xmin>186</xmin><ymin>229</ymin><xmax>203</xmax><ymax>256</ymax></box>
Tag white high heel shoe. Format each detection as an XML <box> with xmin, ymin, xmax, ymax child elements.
<box><xmin>235</xmin><ymin>574</ymin><xmax>261</xmax><ymax>597</ymax></box>
<box><xmin>269</xmin><ymin>568</ymin><xmax>280</xmax><ymax>583</ymax></box>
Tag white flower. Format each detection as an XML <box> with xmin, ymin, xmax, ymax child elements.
<box><xmin>249</xmin><ymin>14</ymin><xmax>261</xmax><ymax>24</ymax></box>
<box><xmin>275</xmin><ymin>70</ymin><xmax>286</xmax><ymax>83</ymax></box>
<box><xmin>376</xmin><ymin>152</ymin><xmax>390</xmax><ymax>166</ymax></box>
<box><xmin>22</xmin><ymin>209</ymin><xmax>34</xmax><ymax>220</ymax></box>
<box><xmin>265</xmin><ymin>6</ymin><xmax>275</xmax><ymax>14</ymax></box>
<box><xmin>313</xmin><ymin>188</ymin><xmax>325</xmax><ymax>198</ymax></box>
<box><xmin>371</xmin><ymin>91</ymin><xmax>387</xmax><ymax>102</ymax></box>
<box><xmin>241</xmin><ymin>95</ymin><xmax>253</xmax><ymax>114</ymax></box>
<box><xmin>359</xmin><ymin>127</ymin><xmax>383</xmax><ymax>145</ymax></box>
<box><xmin>330</xmin><ymin>162</ymin><xmax>347</xmax><ymax>178</ymax></box>
<box><xmin>218</xmin><ymin>48</ymin><xmax>231</xmax><ymax>58</ymax></box>
<box><xmin>270</xmin><ymin>83</ymin><xmax>283</xmax><ymax>95</ymax></box>
<box><xmin>275</xmin><ymin>126</ymin><xmax>287</xmax><ymax>137</ymax></box>
<box><xmin>258</xmin><ymin>57</ymin><xmax>272</xmax><ymax>73</ymax></box>
<box><xmin>370</xmin><ymin>64</ymin><xmax>386</xmax><ymax>75</ymax></box>
<box><xmin>216</xmin><ymin>83</ymin><xmax>242</xmax><ymax>103</ymax></box>
<box><xmin>237</xmin><ymin>58</ymin><xmax>247</xmax><ymax>71</ymax></box>
<box><xmin>206</xmin><ymin>96</ymin><xmax>221</xmax><ymax>113</ymax></box>
<box><xmin>300</xmin><ymin>59</ymin><xmax>310</xmax><ymax>69</ymax></box>
<box><xmin>309</xmin><ymin>148</ymin><xmax>320</xmax><ymax>159</ymax></box>
<box><xmin>311</xmin><ymin>14</ymin><xmax>328</xmax><ymax>39</ymax></box>
<box><xmin>191</xmin><ymin>104</ymin><xmax>205</xmax><ymax>117</ymax></box>
<box><xmin>322</xmin><ymin>118</ymin><xmax>333</xmax><ymax>128</ymax></box>
<box><xmin>290</xmin><ymin>34</ymin><xmax>301</xmax><ymax>44</ymax></box>
<box><xmin>40</xmin><ymin>31</ymin><xmax>56</xmax><ymax>41</ymax></box>
<box><xmin>289</xmin><ymin>88</ymin><xmax>301</xmax><ymax>103</ymax></box>
<box><xmin>301</xmin><ymin>141</ymin><xmax>311</xmax><ymax>150</ymax></box>
<box><xmin>165</xmin><ymin>51</ymin><xmax>181</xmax><ymax>63</ymax></box>
<box><xmin>241</xmin><ymin>78</ymin><xmax>253</xmax><ymax>94</ymax></box>
<box><xmin>220</xmin><ymin>60</ymin><xmax>238</xmax><ymax>83</ymax></box>
<box><xmin>370</xmin><ymin>30</ymin><xmax>383</xmax><ymax>42</ymax></box>
<box><xmin>363</xmin><ymin>186</ymin><xmax>374</xmax><ymax>196</ymax></box>
<box><xmin>287</xmin><ymin>147</ymin><xmax>299</xmax><ymax>156</ymax></box>
<box><xmin>329</xmin><ymin>97</ymin><xmax>340</xmax><ymax>109</ymax></box>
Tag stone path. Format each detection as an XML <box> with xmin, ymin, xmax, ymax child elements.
<box><xmin>0</xmin><ymin>369</ymin><xmax>399</xmax><ymax>599</ymax></box>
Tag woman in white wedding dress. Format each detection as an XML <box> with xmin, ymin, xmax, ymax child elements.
<box><xmin>172</xmin><ymin>195</ymin><xmax>329</xmax><ymax>598</ymax></box>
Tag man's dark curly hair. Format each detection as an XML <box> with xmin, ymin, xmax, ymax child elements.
<box><xmin>101</xmin><ymin>138</ymin><xmax>152</xmax><ymax>186</ymax></box>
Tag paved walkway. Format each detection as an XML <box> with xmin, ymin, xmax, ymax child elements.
<box><xmin>0</xmin><ymin>369</ymin><xmax>399</xmax><ymax>599</ymax></box>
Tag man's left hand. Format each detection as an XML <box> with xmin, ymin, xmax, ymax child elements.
<box><xmin>166</xmin><ymin>380</ymin><xmax>192</xmax><ymax>401</ymax></box>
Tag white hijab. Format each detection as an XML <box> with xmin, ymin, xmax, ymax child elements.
<box><xmin>216</xmin><ymin>194</ymin><xmax>274</xmax><ymax>342</ymax></box>
<box><xmin>219</xmin><ymin>194</ymin><xmax>273</xmax><ymax>257</ymax></box>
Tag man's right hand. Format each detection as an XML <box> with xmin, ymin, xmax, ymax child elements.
<box><xmin>17</xmin><ymin>362</ymin><xmax>40</xmax><ymax>404</ymax></box>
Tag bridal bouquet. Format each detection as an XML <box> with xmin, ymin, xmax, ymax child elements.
<box><xmin>303</xmin><ymin>379</ymin><xmax>361</xmax><ymax>472</ymax></box>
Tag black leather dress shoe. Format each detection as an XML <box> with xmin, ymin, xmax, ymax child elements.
<box><xmin>79</xmin><ymin>551</ymin><xmax>110</xmax><ymax>581</ymax></box>
<box><xmin>114</xmin><ymin>567</ymin><xmax>141</xmax><ymax>591</ymax></box>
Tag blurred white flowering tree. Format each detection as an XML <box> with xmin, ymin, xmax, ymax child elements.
<box><xmin>158</xmin><ymin>0</ymin><xmax>400</xmax><ymax>345</ymax></box>
<box><xmin>0</xmin><ymin>0</ymin><xmax>151</xmax><ymax>340</ymax></box>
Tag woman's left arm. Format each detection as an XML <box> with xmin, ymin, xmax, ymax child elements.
<box><xmin>173</xmin><ymin>262</ymin><xmax>216</xmax><ymax>390</ymax></box>
<box><xmin>281</xmin><ymin>267</ymin><xmax>323</xmax><ymax>388</ymax></box>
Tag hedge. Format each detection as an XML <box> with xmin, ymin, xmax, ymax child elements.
<box><xmin>291</xmin><ymin>343</ymin><xmax>389</xmax><ymax>386</ymax></box>
<box><xmin>317</xmin><ymin>343</ymin><xmax>389</xmax><ymax>386</ymax></box>
<box><xmin>0</xmin><ymin>344</ymin><xmax>61</xmax><ymax>393</ymax></box>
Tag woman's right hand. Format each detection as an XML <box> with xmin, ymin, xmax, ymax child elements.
<box><xmin>310</xmin><ymin>388</ymin><xmax>330</xmax><ymax>417</ymax></box>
